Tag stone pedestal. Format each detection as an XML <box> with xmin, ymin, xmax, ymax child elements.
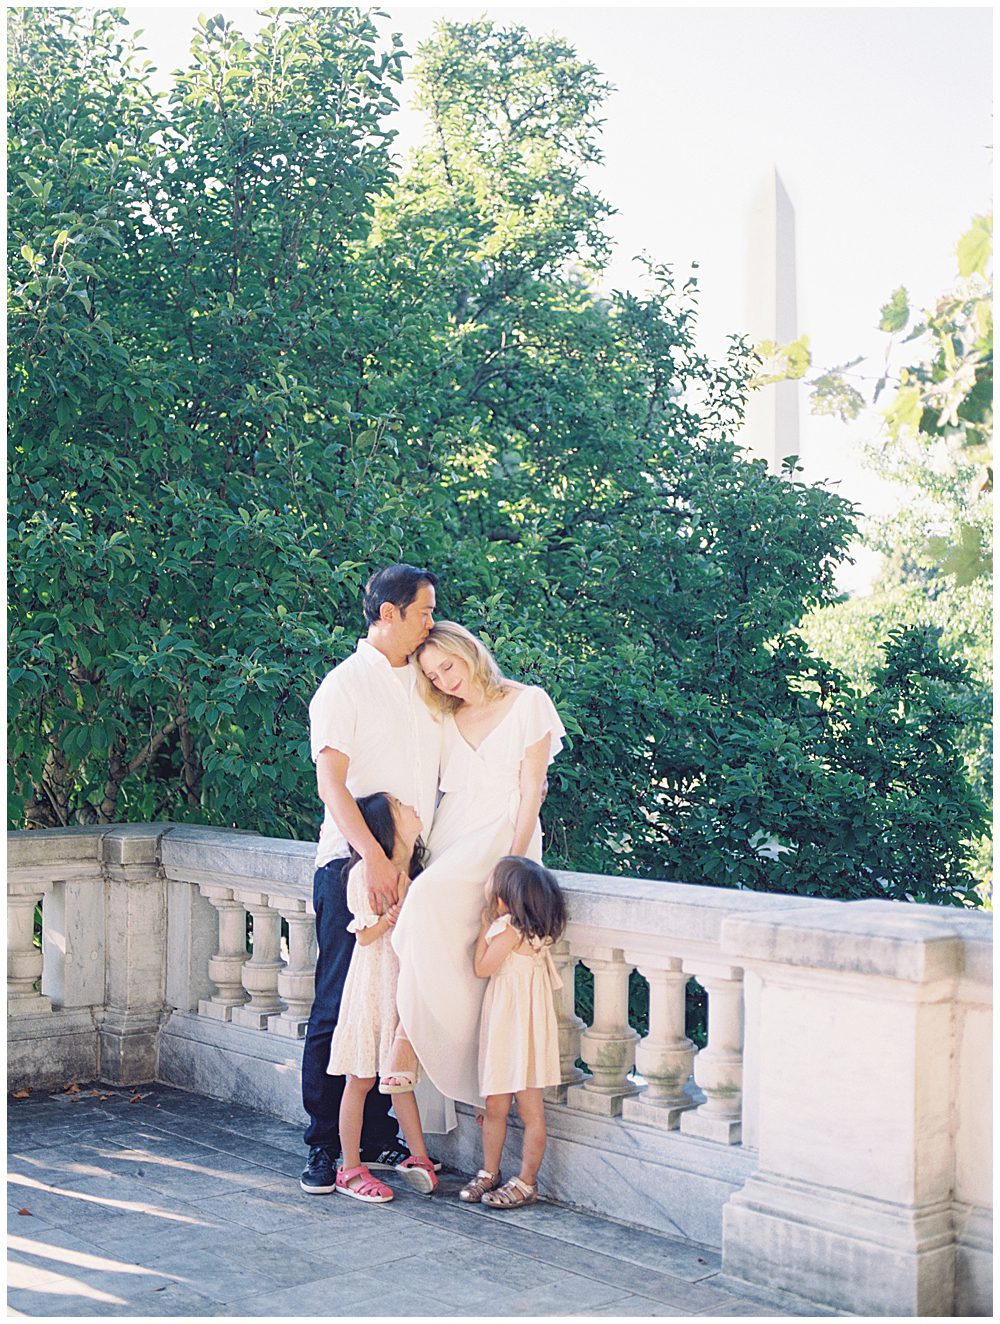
<box><xmin>99</xmin><ymin>831</ymin><xmax>168</xmax><ymax>1084</ymax></box>
<box><xmin>566</xmin><ymin>949</ymin><xmax>640</xmax><ymax>1117</ymax></box>
<box><xmin>272</xmin><ymin>902</ymin><xmax>316</xmax><ymax>1039</ymax></box>
<box><xmin>679</xmin><ymin>968</ymin><xmax>744</xmax><ymax>1145</ymax></box>
<box><xmin>720</xmin><ymin>901</ymin><xmax>968</xmax><ymax>1317</ymax></box>
<box><xmin>543</xmin><ymin>940</ymin><xmax>586</xmax><ymax>1102</ymax></box>
<box><xmin>231</xmin><ymin>895</ymin><xmax>285</xmax><ymax>1030</ymax></box>
<box><xmin>7</xmin><ymin>881</ymin><xmax>53</xmax><ymax>1016</ymax></box>
<box><xmin>621</xmin><ymin>957</ymin><xmax>696</xmax><ymax>1130</ymax></box>
<box><xmin>197</xmin><ymin>886</ymin><xmax>249</xmax><ymax>1021</ymax></box>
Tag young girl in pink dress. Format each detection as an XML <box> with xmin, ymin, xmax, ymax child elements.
<box><xmin>326</xmin><ymin>792</ymin><xmax>438</xmax><ymax>1203</ymax></box>
<box><xmin>460</xmin><ymin>855</ymin><xmax>567</xmax><ymax>1209</ymax></box>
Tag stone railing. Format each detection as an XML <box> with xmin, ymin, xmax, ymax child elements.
<box><xmin>7</xmin><ymin>823</ymin><xmax>993</xmax><ymax>1318</ymax></box>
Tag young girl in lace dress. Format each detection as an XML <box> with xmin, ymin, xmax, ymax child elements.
<box><xmin>459</xmin><ymin>856</ymin><xmax>567</xmax><ymax>1209</ymax></box>
<box><xmin>326</xmin><ymin>792</ymin><xmax>438</xmax><ymax>1203</ymax></box>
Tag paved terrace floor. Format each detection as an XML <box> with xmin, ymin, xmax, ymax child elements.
<box><xmin>8</xmin><ymin>1083</ymin><xmax>824</xmax><ymax>1318</ymax></box>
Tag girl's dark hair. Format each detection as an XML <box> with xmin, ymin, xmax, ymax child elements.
<box><xmin>487</xmin><ymin>856</ymin><xmax>566</xmax><ymax>943</ymax></box>
<box><xmin>342</xmin><ymin>792</ymin><xmax>426</xmax><ymax>884</ymax></box>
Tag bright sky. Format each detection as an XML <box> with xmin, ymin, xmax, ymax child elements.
<box><xmin>121</xmin><ymin>2</ymin><xmax>993</xmax><ymax>591</ymax></box>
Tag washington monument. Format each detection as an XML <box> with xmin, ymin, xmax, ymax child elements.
<box><xmin>743</xmin><ymin>167</ymin><xmax>800</xmax><ymax>473</ymax></box>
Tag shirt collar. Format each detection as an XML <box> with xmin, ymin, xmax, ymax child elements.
<box><xmin>356</xmin><ymin>638</ymin><xmax>388</xmax><ymax>667</ymax></box>
<box><xmin>357</xmin><ymin>637</ymin><xmax>412</xmax><ymax>675</ymax></box>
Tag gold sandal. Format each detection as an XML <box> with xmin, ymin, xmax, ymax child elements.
<box><xmin>481</xmin><ymin>1176</ymin><xmax>537</xmax><ymax>1209</ymax></box>
<box><xmin>458</xmin><ymin>1169</ymin><xmax>501</xmax><ymax>1203</ymax></box>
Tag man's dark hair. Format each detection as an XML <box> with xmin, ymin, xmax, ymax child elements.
<box><xmin>362</xmin><ymin>563</ymin><xmax>437</xmax><ymax>626</ymax></box>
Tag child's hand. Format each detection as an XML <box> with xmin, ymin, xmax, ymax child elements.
<box><xmin>479</xmin><ymin>908</ymin><xmax>491</xmax><ymax>932</ymax></box>
<box><xmin>384</xmin><ymin>901</ymin><xmax>403</xmax><ymax>928</ymax></box>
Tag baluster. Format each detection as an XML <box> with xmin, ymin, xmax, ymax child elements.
<box><xmin>271</xmin><ymin>899</ymin><xmax>316</xmax><ymax>1038</ymax></box>
<box><xmin>679</xmin><ymin>965</ymin><xmax>744</xmax><ymax>1144</ymax></box>
<box><xmin>8</xmin><ymin>882</ymin><xmax>52</xmax><ymax>1017</ymax></box>
<box><xmin>566</xmin><ymin>947</ymin><xmax>640</xmax><ymax>1116</ymax></box>
<box><xmin>544</xmin><ymin>939</ymin><xmax>586</xmax><ymax>1102</ymax></box>
<box><xmin>231</xmin><ymin>892</ymin><xmax>286</xmax><ymax>1029</ymax></box>
<box><xmin>621</xmin><ymin>955</ymin><xmax>697</xmax><ymax>1129</ymax></box>
<box><xmin>197</xmin><ymin>886</ymin><xmax>249</xmax><ymax>1021</ymax></box>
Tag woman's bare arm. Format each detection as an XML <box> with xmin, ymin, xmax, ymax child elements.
<box><xmin>509</xmin><ymin>734</ymin><xmax>550</xmax><ymax>857</ymax></box>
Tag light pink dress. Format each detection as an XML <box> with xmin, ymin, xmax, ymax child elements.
<box><xmin>326</xmin><ymin>862</ymin><xmax>399</xmax><ymax>1079</ymax></box>
<box><xmin>478</xmin><ymin>914</ymin><xmax>562</xmax><ymax>1096</ymax></box>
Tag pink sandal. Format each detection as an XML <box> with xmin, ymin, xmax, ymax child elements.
<box><xmin>396</xmin><ymin>1155</ymin><xmax>438</xmax><ymax>1195</ymax></box>
<box><xmin>335</xmin><ymin>1163</ymin><xmax>393</xmax><ymax>1203</ymax></box>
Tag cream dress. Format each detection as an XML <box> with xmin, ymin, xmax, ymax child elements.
<box><xmin>326</xmin><ymin>862</ymin><xmax>400</xmax><ymax>1079</ymax></box>
<box><xmin>478</xmin><ymin>915</ymin><xmax>562</xmax><ymax>1096</ymax></box>
<box><xmin>392</xmin><ymin>685</ymin><xmax>565</xmax><ymax>1132</ymax></box>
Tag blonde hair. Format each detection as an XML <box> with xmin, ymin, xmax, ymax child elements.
<box><xmin>415</xmin><ymin>621</ymin><xmax>511</xmax><ymax>714</ymax></box>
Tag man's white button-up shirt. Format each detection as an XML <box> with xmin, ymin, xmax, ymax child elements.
<box><xmin>308</xmin><ymin>638</ymin><xmax>442</xmax><ymax>868</ymax></box>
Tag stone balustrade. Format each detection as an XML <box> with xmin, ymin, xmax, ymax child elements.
<box><xmin>6</xmin><ymin>823</ymin><xmax>993</xmax><ymax>1317</ymax></box>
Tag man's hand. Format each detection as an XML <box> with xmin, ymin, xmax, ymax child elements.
<box><xmin>364</xmin><ymin>851</ymin><xmax>401</xmax><ymax>914</ymax></box>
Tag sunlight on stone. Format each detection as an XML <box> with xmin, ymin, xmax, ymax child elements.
<box><xmin>6</xmin><ymin>1262</ymin><xmax>126</xmax><ymax>1305</ymax></box>
<box><xmin>112</xmin><ymin>1147</ymin><xmax>246</xmax><ymax>1182</ymax></box>
<box><xmin>8</xmin><ymin>1174</ymin><xmax>209</xmax><ymax>1224</ymax></box>
<box><xmin>7</xmin><ymin>1236</ymin><xmax>176</xmax><ymax>1280</ymax></box>
<box><xmin>16</xmin><ymin>1155</ymin><xmax>111</xmax><ymax>1179</ymax></box>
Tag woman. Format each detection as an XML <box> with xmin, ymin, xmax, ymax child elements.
<box><xmin>391</xmin><ymin>621</ymin><xmax>565</xmax><ymax>1133</ymax></box>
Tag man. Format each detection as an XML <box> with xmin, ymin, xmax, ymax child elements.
<box><xmin>300</xmin><ymin>563</ymin><xmax>441</xmax><ymax>1193</ymax></box>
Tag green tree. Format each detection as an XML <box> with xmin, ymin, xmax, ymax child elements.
<box><xmin>8</xmin><ymin>6</ymin><xmax>409</xmax><ymax>831</ymax></box>
<box><xmin>8</xmin><ymin>8</ymin><xmax>989</xmax><ymax>906</ymax></box>
<box><xmin>793</xmin><ymin>219</ymin><xmax>993</xmax><ymax>885</ymax></box>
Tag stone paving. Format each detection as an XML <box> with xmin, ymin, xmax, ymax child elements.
<box><xmin>7</xmin><ymin>1082</ymin><xmax>813</xmax><ymax>1318</ymax></box>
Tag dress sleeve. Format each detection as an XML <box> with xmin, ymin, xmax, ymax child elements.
<box><xmin>438</xmin><ymin>714</ymin><xmax>469</xmax><ymax>794</ymax></box>
<box><xmin>485</xmin><ymin>914</ymin><xmax>514</xmax><ymax>942</ymax></box>
<box><xmin>519</xmin><ymin>687</ymin><xmax>566</xmax><ymax>763</ymax></box>
<box><xmin>345</xmin><ymin>863</ymin><xmax>380</xmax><ymax>933</ymax></box>
<box><xmin>309</xmin><ymin>670</ymin><xmax>356</xmax><ymax>764</ymax></box>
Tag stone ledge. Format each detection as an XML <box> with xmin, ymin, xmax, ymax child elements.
<box><xmin>557</xmin><ymin>870</ymin><xmax>819</xmax><ymax>948</ymax></box>
<box><xmin>161</xmin><ymin>826</ymin><xmax>314</xmax><ymax>891</ymax></box>
<box><xmin>8</xmin><ymin>825</ymin><xmax>992</xmax><ymax>990</ymax></box>
<box><xmin>6</xmin><ymin>825</ymin><xmax>106</xmax><ymax>870</ymax></box>
<box><xmin>721</xmin><ymin>903</ymin><xmax>974</xmax><ymax>983</ymax></box>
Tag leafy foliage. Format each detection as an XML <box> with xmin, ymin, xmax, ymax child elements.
<box><xmin>794</xmin><ymin>221</ymin><xmax>993</xmax><ymax>888</ymax></box>
<box><xmin>8</xmin><ymin>7</ymin><xmax>989</xmax><ymax>905</ymax></box>
<box><xmin>755</xmin><ymin>214</ymin><xmax>993</xmax><ymax>522</ymax></box>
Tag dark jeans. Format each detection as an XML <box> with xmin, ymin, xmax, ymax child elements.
<box><xmin>301</xmin><ymin>857</ymin><xmax>397</xmax><ymax>1154</ymax></box>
